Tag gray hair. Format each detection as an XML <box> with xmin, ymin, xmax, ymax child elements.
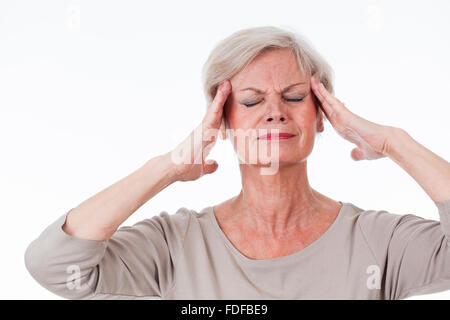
<box><xmin>201</xmin><ymin>25</ymin><xmax>334</xmax><ymax>124</ymax></box>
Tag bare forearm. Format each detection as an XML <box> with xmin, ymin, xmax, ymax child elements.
<box><xmin>386</xmin><ymin>128</ymin><xmax>450</xmax><ymax>203</ymax></box>
<box><xmin>62</xmin><ymin>152</ymin><xmax>179</xmax><ymax>241</ymax></box>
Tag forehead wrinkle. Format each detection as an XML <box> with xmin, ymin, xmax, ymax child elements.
<box><xmin>234</xmin><ymin>51</ymin><xmax>307</xmax><ymax>94</ymax></box>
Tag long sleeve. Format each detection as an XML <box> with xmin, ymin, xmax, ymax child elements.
<box><xmin>24</xmin><ymin>207</ymin><xmax>192</xmax><ymax>299</ymax></box>
<box><xmin>358</xmin><ymin>199</ymin><xmax>450</xmax><ymax>299</ymax></box>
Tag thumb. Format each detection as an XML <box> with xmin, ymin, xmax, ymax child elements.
<box><xmin>203</xmin><ymin>159</ymin><xmax>218</xmax><ymax>175</ymax></box>
<box><xmin>351</xmin><ymin>148</ymin><xmax>364</xmax><ymax>161</ymax></box>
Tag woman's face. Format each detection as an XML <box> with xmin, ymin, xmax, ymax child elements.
<box><xmin>223</xmin><ymin>48</ymin><xmax>324</xmax><ymax>167</ymax></box>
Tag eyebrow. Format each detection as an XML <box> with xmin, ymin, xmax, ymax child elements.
<box><xmin>239</xmin><ymin>82</ymin><xmax>308</xmax><ymax>93</ymax></box>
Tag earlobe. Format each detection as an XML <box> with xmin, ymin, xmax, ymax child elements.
<box><xmin>317</xmin><ymin>121</ymin><xmax>324</xmax><ymax>133</ymax></box>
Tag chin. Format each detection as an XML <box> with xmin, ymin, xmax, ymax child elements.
<box><xmin>255</xmin><ymin>153</ymin><xmax>305</xmax><ymax>166</ymax></box>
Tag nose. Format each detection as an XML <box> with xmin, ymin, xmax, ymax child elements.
<box><xmin>265</xmin><ymin>101</ymin><xmax>287</xmax><ymax>123</ymax></box>
<box><xmin>266</xmin><ymin>115</ymin><xmax>286</xmax><ymax>122</ymax></box>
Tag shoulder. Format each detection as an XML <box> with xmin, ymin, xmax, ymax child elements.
<box><xmin>341</xmin><ymin>201</ymin><xmax>434</xmax><ymax>258</ymax></box>
<box><xmin>341</xmin><ymin>202</ymin><xmax>417</xmax><ymax>241</ymax></box>
<box><xmin>115</xmin><ymin>207</ymin><xmax>196</xmax><ymax>244</ymax></box>
<box><xmin>341</xmin><ymin>201</ymin><xmax>408</xmax><ymax>224</ymax></box>
<box><xmin>129</xmin><ymin>205</ymin><xmax>214</xmax><ymax>233</ymax></box>
<box><xmin>145</xmin><ymin>206</ymin><xmax>194</xmax><ymax>232</ymax></box>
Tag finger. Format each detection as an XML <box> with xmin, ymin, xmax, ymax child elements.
<box><xmin>316</xmin><ymin>81</ymin><xmax>347</xmax><ymax>116</ymax></box>
<box><xmin>203</xmin><ymin>159</ymin><xmax>218</xmax><ymax>175</ymax></box>
<box><xmin>310</xmin><ymin>76</ymin><xmax>334</xmax><ymax>119</ymax></box>
<box><xmin>351</xmin><ymin>148</ymin><xmax>364</xmax><ymax>161</ymax></box>
<box><xmin>204</xmin><ymin>80</ymin><xmax>231</xmax><ymax>127</ymax></box>
<box><xmin>202</xmin><ymin>132</ymin><xmax>217</xmax><ymax>156</ymax></box>
<box><xmin>219</xmin><ymin>117</ymin><xmax>226</xmax><ymax>140</ymax></box>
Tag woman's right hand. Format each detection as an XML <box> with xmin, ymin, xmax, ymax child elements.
<box><xmin>169</xmin><ymin>80</ymin><xmax>232</xmax><ymax>182</ymax></box>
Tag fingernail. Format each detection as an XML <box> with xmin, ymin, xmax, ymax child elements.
<box><xmin>221</xmin><ymin>81</ymin><xmax>229</xmax><ymax>92</ymax></box>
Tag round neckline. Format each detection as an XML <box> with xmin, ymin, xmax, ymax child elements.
<box><xmin>207</xmin><ymin>201</ymin><xmax>346</xmax><ymax>266</ymax></box>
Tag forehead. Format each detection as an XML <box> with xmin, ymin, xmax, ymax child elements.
<box><xmin>231</xmin><ymin>48</ymin><xmax>307</xmax><ymax>88</ymax></box>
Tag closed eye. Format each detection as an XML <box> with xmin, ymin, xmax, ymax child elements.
<box><xmin>244</xmin><ymin>97</ymin><xmax>304</xmax><ymax>107</ymax></box>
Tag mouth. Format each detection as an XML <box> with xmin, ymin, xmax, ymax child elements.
<box><xmin>258</xmin><ymin>133</ymin><xmax>297</xmax><ymax>140</ymax></box>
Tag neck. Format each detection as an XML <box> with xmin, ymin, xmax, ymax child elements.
<box><xmin>232</xmin><ymin>160</ymin><xmax>328</xmax><ymax>236</ymax></box>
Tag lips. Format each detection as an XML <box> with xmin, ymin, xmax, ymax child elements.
<box><xmin>258</xmin><ymin>133</ymin><xmax>296</xmax><ymax>140</ymax></box>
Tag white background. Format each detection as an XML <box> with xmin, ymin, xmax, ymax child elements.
<box><xmin>1</xmin><ymin>0</ymin><xmax>449</xmax><ymax>299</ymax></box>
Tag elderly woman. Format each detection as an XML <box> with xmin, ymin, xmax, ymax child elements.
<box><xmin>25</xmin><ymin>26</ymin><xmax>450</xmax><ymax>300</ymax></box>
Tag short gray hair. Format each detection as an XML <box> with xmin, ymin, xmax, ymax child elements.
<box><xmin>201</xmin><ymin>25</ymin><xmax>334</xmax><ymax>119</ymax></box>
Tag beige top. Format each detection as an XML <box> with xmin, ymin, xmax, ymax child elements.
<box><xmin>25</xmin><ymin>199</ymin><xmax>450</xmax><ymax>299</ymax></box>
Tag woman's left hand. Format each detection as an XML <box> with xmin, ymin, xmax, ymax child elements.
<box><xmin>310</xmin><ymin>74</ymin><xmax>396</xmax><ymax>161</ymax></box>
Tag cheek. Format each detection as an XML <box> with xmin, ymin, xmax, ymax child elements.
<box><xmin>227</xmin><ymin>104</ymin><xmax>256</xmax><ymax>129</ymax></box>
<box><xmin>292</xmin><ymin>111</ymin><xmax>316</xmax><ymax>131</ymax></box>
